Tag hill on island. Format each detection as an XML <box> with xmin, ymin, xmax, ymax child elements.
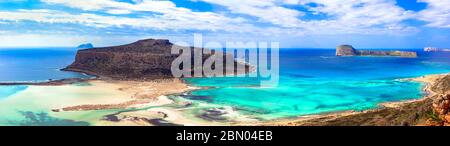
<box><xmin>64</xmin><ymin>39</ymin><xmax>248</xmax><ymax>80</ymax></box>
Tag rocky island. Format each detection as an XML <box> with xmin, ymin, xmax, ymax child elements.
<box><xmin>336</xmin><ymin>45</ymin><xmax>417</xmax><ymax>57</ymax></box>
<box><xmin>64</xmin><ymin>39</ymin><xmax>248</xmax><ymax>80</ymax></box>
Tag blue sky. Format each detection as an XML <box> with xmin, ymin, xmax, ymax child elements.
<box><xmin>0</xmin><ymin>0</ymin><xmax>449</xmax><ymax>48</ymax></box>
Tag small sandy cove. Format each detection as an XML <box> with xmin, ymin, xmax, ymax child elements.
<box><xmin>55</xmin><ymin>79</ymin><xmax>194</xmax><ymax>111</ymax></box>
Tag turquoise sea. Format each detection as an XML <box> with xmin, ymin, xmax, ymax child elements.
<box><xmin>185</xmin><ymin>49</ymin><xmax>450</xmax><ymax>119</ymax></box>
<box><xmin>0</xmin><ymin>48</ymin><xmax>449</xmax><ymax>122</ymax></box>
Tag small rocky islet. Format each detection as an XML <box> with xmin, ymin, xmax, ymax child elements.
<box><xmin>336</xmin><ymin>45</ymin><xmax>417</xmax><ymax>57</ymax></box>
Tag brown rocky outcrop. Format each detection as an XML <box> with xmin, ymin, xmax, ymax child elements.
<box><xmin>427</xmin><ymin>75</ymin><xmax>450</xmax><ymax>125</ymax></box>
<box><xmin>63</xmin><ymin>39</ymin><xmax>248</xmax><ymax>80</ymax></box>
<box><xmin>428</xmin><ymin>94</ymin><xmax>450</xmax><ymax>126</ymax></box>
<box><xmin>433</xmin><ymin>94</ymin><xmax>450</xmax><ymax>115</ymax></box>
<box><xmin>431</xmin><ymin>75</ymin><xmax>450</xmax><ymax>95</ymax></box>
<box><xmin>336</xmin><ymin>45</ymin><xmax>357</xmax><ymax>56</ymax></box>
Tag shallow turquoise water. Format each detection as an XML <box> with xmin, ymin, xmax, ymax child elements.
<box><xmin>0</xmin><ymin>49</ymin><xmax>94</xmax><ymax>125</ymax></box>
<box><xmin>188</xmin><ymin>77</ymin><xmax>423</xmax><ymax>119</ymax></box>
<box><xmin>186</xmin><ymin>49</ymin><xmax>450</xmax><ymax>119</ymax></box>
<box><xmin>0</xmin><ymin>86</ymin><xmax>27</xmax><ymax>100</ymax></box>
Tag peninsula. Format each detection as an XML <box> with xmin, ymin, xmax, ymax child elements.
<box><xmin>336</xmin><ymin>45</ymin><xmax>417</xmax><ymax>57</ymax></box>
<box><xmin>64</xmin><ymin>39</ymin><xmax>249</xmax><ymax>80</ymax></box>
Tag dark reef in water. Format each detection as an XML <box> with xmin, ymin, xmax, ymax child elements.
<box><xmin>336</xmin><ymin>45</ymin><xmax>417</xmax><ymax>57</ymax></box>
<box><xmin>9</xmin><ymin>111</ymin><xmax>89</xmax><ymax>126</ymax></box>
<box><xmin>64</xmin><ymin>39</ymin><xmax>250</xmax><ymax>80</ymax></box>
<box><xmin>198</xmin><ymin>108</ymin><xmax>233</xmax><ymax>121</ymax></box>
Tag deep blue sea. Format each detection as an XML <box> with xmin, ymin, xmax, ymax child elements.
<box><xmin>0</xmin><ymin>48</ymin><xmax>89</xmax><ymax>82</ymax></box>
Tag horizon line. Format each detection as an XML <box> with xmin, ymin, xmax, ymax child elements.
<box><xmin>0</xmin><ymin>46</ymin><xmax>428</xmax><ymax>50</ymax></box>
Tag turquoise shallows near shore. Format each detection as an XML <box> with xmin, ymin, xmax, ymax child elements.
<box><xmin>0</xmin><ymin>86</ymin><xmax>27</xmax><ymax>100</ymax></box>
<box><xmin>0</xmin><ymin>48</ymin><xmax>449</xmax><ymax>125</ymax></box>
<box><xmin>185</xmin><ymin>49</ymin><xmax>450</xmax><ymax>119</ymax></box>
<box><xmin>186</xmin><ymin>78</ymin><xmax>424</xmax><ymax>119</ymax></box>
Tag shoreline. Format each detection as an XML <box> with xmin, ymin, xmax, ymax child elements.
<box><xmin>1</xmin><ymin>72</ymin><xmax>448</xmax><ymax>126</ymax></box>
<box><xmin>0</xmin><ymin>78</ymin><xmax>97</xmax><ymax>86</ymax></box>
<box><xmin>378</xmin><ymin>74</ymin><xmax>440</xmax><ymax>108</ymax></box>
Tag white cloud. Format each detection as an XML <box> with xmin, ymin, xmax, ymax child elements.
<box><xmin>196</xmin><ymin>0</ymin><xmax>417</xmax><ymax>34</ymax></box>
<box><xmin>417</xmin><ymin>0</ymin><xmax>450</xmax><ymax>28</ymax></box>
<box><xmin>0</xmin><ymin>0</ymin><xmax>446</xmax><ymax>40</ymax></box>
<box><xmin>42</xmin><ymin>0</ymin><xmax>122</xmax><ymax>11</ymax></box>
<box><xmin>0</xmin><ymin>9</ymin><xmax>250</xmax><ymax>32</ymax></box>
<box><xmin>0</xmin><ymin>10</ymin><xmax>309</xmax><ymax>40</ymax></box>
<box><xmin>195</xmin><ymin>0</ymin><xmax>304</xmax><ymax>27</ymax></box>
<box><xmin>42</xmin><ymin>0</ymin><xmax>228</xmax><ymax>22</ymax></box>
<box><xmin>106</xmin><ymin>9</ymin><xmax>132</xmax><ymax>15</ymax></box>
<box><xmin>0</xmin><ymin>0</ymin><xmax>448</xmax><ymax>48</ymax></box>
<box><xmin>298</xmin><ymin>0</ymin><xmax>413</xmax><ymax>25</ymax></box>
<box><xmin>281</xmin><ymin>0</ymin><xmax>415</xmax><ymax>32</ymax></box>
<box><xmin>37</xmin><ymin>0</ymin><xmax>280</xmax><ymax>33</ymax></box>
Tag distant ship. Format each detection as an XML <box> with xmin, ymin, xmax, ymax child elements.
<box><xmin>424</xmin><ymin>47</ymin><xmax>450</xmax><ymax>52</ymax></box>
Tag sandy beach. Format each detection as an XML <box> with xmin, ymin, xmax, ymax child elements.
<box><xmin>0</xmin><ymin>78</ymin><xmax>204</xmax><ymax>126</ymax></box>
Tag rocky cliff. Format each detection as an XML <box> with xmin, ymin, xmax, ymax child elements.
<box><xmin>63</xmin><ymin>39</ymin><xmax>248</xmax><ymax>80</ymax></box>
<box><xmin>336</xmin><ymin>45</ymin><xmax>357</xmax><ymax>56</ymax></box>
<box><xmin>429</xmin><ymin>75</ymin><xmax>450</xmax><ymax>126</ymax></box>
<box><xmin>336</xmin><ymin>45</ymin><xmax>417</xmax><ymax>57</ymax></box>
<box><xmin>431</xmin><ymin>75</ymin><xmax>450</xmax><ymax>95</ymax></box>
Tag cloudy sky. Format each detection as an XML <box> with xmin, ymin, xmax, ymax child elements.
<box><xmin>0</xmin><ymin>0</ymin><xmax>449</xmax><ymax>48</ymax></box>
